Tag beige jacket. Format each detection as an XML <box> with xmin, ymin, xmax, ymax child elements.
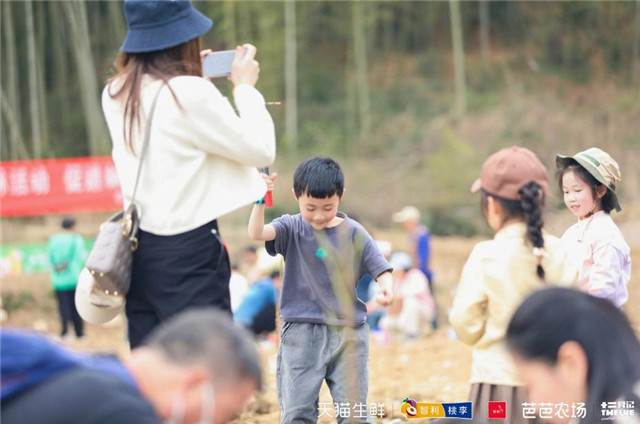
<box><xmin>450</xmin><ymin>223</ymin><xmax>579</xmax><ymax>386</ymax></box>
<box><xmin>103</xmin><ymin>75</ymin><xmax>276</xmax><ymax>235</ymax></box>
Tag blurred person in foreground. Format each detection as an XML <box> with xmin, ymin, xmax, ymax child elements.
<box><xmin>47</xmin><ymin>216</ymin><xmax>86</xmax><ymax>341</ymax></box>
<box><xmin>102</xmin><ymin>0</ymin><xmax>276</xmax><ymax>348</ymax></box>
<box><xmin>1</xmin><ymin>309</ymin><xmax>261</xmax><ymax>424</ymax></box>
<box><xmin>507</xmin><ymin>287</ymin><xmax>640</xmax><ymax>424</ymax></box>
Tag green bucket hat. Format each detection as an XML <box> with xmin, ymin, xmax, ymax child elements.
<box><xmin>556</xmin><ymin>147</ymin><xmax>622</xmax><ymax>212</ymax></box>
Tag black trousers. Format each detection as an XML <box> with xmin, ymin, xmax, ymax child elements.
<box><xmin>126</xmin><ymin>220</ymin><xmax>231</xmax><ymax>348</ymax></box>
<box><xmin>55</xmin><ymin>289</ymin><xmax>84</xmax><ymax>337</ymax></box>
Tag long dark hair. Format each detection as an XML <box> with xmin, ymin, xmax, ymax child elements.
<box><xmin>107</xmin><ymin>37</ymin><xmax>203</xmax><ymax>155</ymax></box>
<box><xmin>557</xmin><ymin>161</ymin><xmax>617</xmax><ymax>214</ymax></box>
<box><xmin>481</xmin><ymin>181</ymin><xmax>546</xmax><ymax>279</ymax></box>
<box><xmin>507</xmin><ymin>288</ymin><xmax>640</xmax><ymax>424</ymax></box>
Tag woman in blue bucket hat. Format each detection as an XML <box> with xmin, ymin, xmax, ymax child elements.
<box><xmin>102</xmin><ymin>0</ymin><xmax>276</xmax><ymax>348</ymax></box>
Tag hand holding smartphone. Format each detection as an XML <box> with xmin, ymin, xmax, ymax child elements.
<box><xmin>203</xmin><ymin>44</ymin><xmax>259</xmax><ymax>87</ymax></box>
<box><xmin>203</xmin><ymin>50</ymin><xmax>236</xmax><ymax>78</ymax></box>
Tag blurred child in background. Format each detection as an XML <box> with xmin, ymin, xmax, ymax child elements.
<box><xmin>379</xmin><ymin>251</ymin><xmax>435</xmax><ymax>340</ymax></box>
<box><xmin>234</xmin><ymin>270</ymin><xmax>281</xmax><ymax>337</ymax></box>
<box><xmin>392</xmin><ymin>205</ymin><xmax>438</xmax><ymax>330</ymax></box>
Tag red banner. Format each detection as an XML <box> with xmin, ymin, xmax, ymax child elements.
<box><xmin>0</xmin><ymin>157</ymin><xmax>123</xmax><ymax>217</ymax></box>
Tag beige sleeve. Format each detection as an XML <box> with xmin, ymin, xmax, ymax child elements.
<box><xmin>449</xmin><ymin>245</ymin><xmax>488</xmax><ymax>345</ymax></box>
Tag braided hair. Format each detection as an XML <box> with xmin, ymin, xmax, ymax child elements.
<box><xmin>518</xmin><ymin>182</ymin><xmax>545</xmax><ymax>280</ymax></box>
<box><xmin>481</xmin><ymin>181</ymin><xmax>546</xmax><ymax>280</ymax></box>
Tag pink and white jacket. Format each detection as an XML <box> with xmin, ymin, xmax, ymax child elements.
<box><xmin>561</xmin><ymin>211</ymin><xmax>631</xmax><ymax>308</ymax></box>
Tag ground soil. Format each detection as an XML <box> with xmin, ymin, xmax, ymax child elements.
<box><xmin>2</xmin><ymin>226</ymin><xmax>639</xmax><ymax>423</ymax></box>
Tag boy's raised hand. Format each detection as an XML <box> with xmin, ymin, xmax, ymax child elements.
<box><xmin>248</xmin><ymin>172</ymin><xmax>277</xmax><ymax>241</ymax></box>
<box><xmin>375</xmin><ymin>272</ymin><xmax>394</xmax><ymax>306</ymax></box>
<box><xmin>260</xmin><ymin>172</ymin><xmax>277</xmax><ymax>193</ymax></box>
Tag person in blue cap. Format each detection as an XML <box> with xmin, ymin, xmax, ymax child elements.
<box><xmin>102</xmin><ymin>0</ymin><xmax>276</xmax><ymax>348</ymax></box>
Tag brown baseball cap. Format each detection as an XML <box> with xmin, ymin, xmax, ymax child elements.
<box><xmin>471</xmin><ymin>146</ymin><xmax>549</xmax><ymax>200</ymax></box>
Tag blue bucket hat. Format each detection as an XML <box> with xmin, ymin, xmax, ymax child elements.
<box><xmin>120</xmin><ymin>0</ymin><xmax>213</xmax><ymax>53</ymax></box>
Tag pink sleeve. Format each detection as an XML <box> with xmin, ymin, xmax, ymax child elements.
<box><xmin>587</xmin><ymin>242</ymin><xmax>625</xmax><ymax>304</ymax></box>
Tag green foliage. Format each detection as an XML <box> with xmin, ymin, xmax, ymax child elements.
<box><xmin>2</xmin><ymin>1</ymin><xmax>638</xmax><ymax>160</ymax></box>
<box><xmin>3</xmin><ymin>291</ymin><xmax>36</xmax><ymax>313</ymax></box>
<box><xmin>1</xmin><ymin>1</ymin><xmax>638</xmax><ymax>233</ymax></box>
<box><xmin>427</xmin><ymin>206</ymin><xmax>483</xmax><ymax>238</ymax></box>
<box><xmin>425</xmin><ymin>126</ymin><xmax>478</xmax><ymax>207</ymax></box>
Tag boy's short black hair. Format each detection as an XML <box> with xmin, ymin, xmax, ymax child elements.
<box><xmin>293</xmin><ymin>157</ymin><xmax>344</xmax><ymax>199</ymax></box>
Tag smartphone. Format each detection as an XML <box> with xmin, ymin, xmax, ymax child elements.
<box><xmin>203</xmin><ymin>50</ymin><xmax>236</xmax><ymax>78</ymax></box>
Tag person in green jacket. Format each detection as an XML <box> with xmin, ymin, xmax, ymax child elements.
<box><xmin>47</xmin><ymin>217</ymin><xmax>86</xmax><ymax>340</ymax></box>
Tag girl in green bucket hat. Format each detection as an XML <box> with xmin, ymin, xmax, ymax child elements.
<box><xmin>556</xmin><ymin>147</ymin><xmax>631</xmax><ymax>309</ymax></box>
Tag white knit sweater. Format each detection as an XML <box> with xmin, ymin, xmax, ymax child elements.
<box><xmin>102</xmin><ymin>75</ymin><xmax>275</xmax><ymax>235</ymax></box>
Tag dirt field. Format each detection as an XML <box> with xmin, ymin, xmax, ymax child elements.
<box><xmin>2</xmin><ymin>228</ymin><xmax>639</xmax><ymax>423</ymax></box>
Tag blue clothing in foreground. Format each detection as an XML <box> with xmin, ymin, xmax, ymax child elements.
<box><xmin>1</xmin><ymin>330</ymin><xmax>135</xmax><ymax>401</ymax></box>
<box><xmin>1</xmin><ymin>330</ymin><xmax>158</xmax><ymax>424</ymax></box>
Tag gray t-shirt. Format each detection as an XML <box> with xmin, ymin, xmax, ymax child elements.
<box><xmin>266</xmin><ymin>212</ymin><xmax>391</xmax><ymax>326</ymax></box>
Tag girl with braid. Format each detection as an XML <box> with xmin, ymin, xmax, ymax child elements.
<box><xmin>556</xmin><ymin>148</ymin><xmax>631</xmax><ymax>308</ymax></box>
<box><xmin>448</xmin><ymin>147</ymin><xmax>579</xmax><ymax>424</ymax></box>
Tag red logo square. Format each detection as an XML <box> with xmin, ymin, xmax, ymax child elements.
<box><xmin>488</xmin><ymin>401</ymin><xmax>507</xmax><ymax>419</ymax></box>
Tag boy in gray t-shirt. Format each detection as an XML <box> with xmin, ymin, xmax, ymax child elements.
<box><xmin>248</xmin><ymin>157</ymin><xmax>393</xmax><ymax>424</ymax></box>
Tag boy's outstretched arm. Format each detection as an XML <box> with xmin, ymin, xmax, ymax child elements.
<box><xmin>248</xmin><ymin>172</ymin><xmax>277</xmax><ymax>241</ymax></box>
<box><xmin>374</xmin><ymin>271</ymin><xmax>394</xmax><ymax>306</ymax></box>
